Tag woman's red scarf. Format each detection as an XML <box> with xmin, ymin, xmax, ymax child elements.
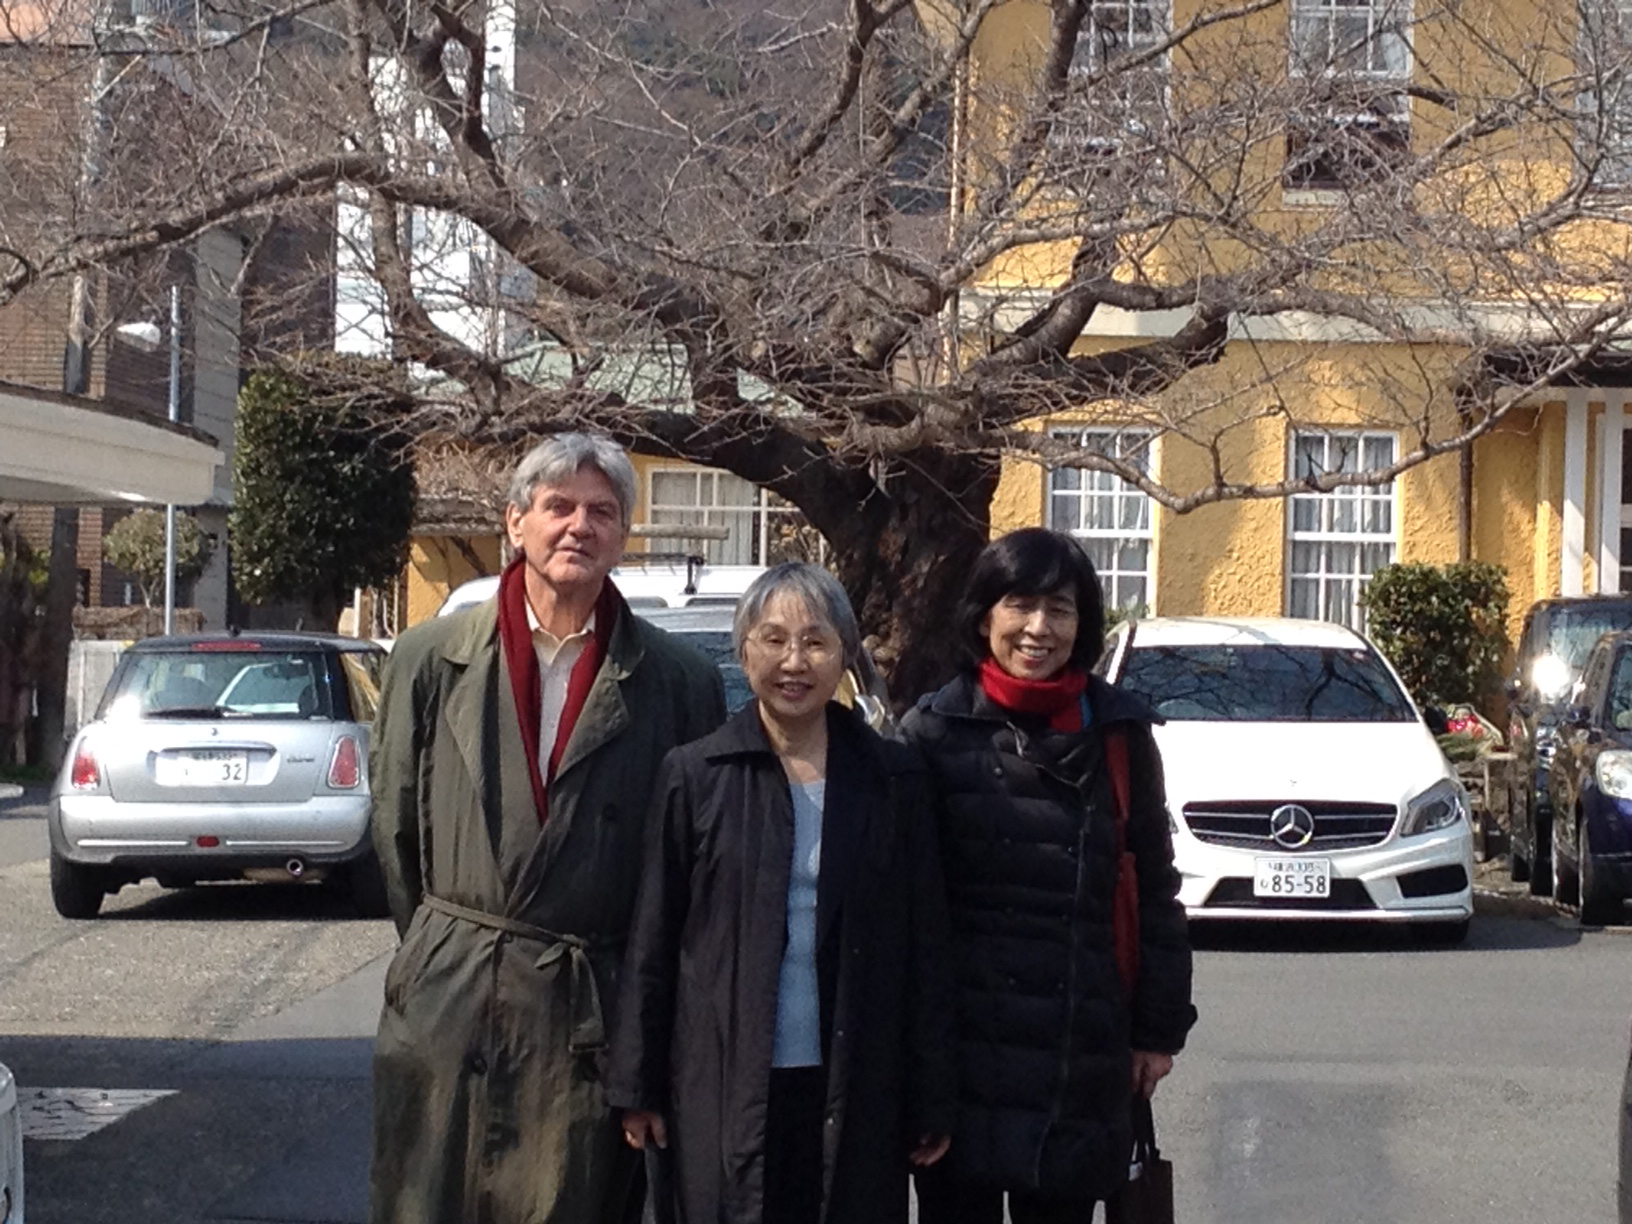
<box><xmin>496</xmin><ymin>555</ymin><xmax>617</xmax><ymax>824</ymax></box>
<box><xmin>977</xmin><ymin>658</ymin><xmax>1090</xmax><ymax>732</ymax></box>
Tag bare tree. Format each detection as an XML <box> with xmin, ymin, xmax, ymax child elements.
<box><xmin>3</xmin><ymin>0</ymin><xmax>1632</xmax><ymax>692</ymax></box>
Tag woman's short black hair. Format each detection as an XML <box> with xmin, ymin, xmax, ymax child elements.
<box><xmin>954</xmin><ymin>528</ymin><xmax>1108</xmax><ymax>670</ymax></box>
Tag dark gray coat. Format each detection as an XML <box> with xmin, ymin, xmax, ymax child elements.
<box><xmin>900</xmin><ymin>672</ymin><xmax>1196</xmax><ymax>1202</ymax></box>
<box><xmin>606</xmin><ymin>703</ymin><xmax>957</xmax><ymax>1224</ymax></box>
<box><xmin>368</xmin><ymin>593</ymin><xmax>725</xmax><ymax>1224</ymax></box>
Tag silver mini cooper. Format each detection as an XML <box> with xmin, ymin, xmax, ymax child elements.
<box><xmin>49</xmin><ymin>632</ymin><xmax>388</xmax><ymax>919</ymax></box>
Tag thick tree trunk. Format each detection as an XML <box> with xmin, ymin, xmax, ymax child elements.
<box><xmin>820</xmin><ymin>453</ymin><xmax>1000</xmax><ymax>710</ymax></box>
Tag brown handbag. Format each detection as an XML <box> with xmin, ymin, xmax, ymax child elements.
<box><xmin>1105</xmin><ymin>1096</ymin><xmax>1175</xmax><ymax>1224</ymax></box>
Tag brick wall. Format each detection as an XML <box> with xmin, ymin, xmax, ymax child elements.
<box><xmin>0</xmin><ymin>46</ymin><xmax>216</xmax><ymax>610</ymax></box>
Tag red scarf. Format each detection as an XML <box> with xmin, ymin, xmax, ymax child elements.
<box><xmin>496</xmin><ymin>555</ymin><xmax>617</xmax><ymax>825</ymax></box>
<box><xmin>977</xmin><ymin>658</ymin><xmax>1089</xmax><ymax>732</ymax></box>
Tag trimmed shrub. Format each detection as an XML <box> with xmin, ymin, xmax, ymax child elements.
<box><xmin>230</xmin><ymin>365</ymin><xmax>416</xmax><ymax>630</ymax></box>
<box><xmin>1361</xmin><ymin>561</ymin><xmax>1511</xmax><ymax>711</ymax></box>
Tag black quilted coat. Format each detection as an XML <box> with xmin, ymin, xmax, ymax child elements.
<box><xmin>900</xmin><ymin>671</ymin><xmax>1197</xmax><ymax>1203</ymax></box>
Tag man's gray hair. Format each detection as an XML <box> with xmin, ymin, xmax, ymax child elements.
<box><xmin>506</xmin><ymin>433</ymin><xmax>638</xmax><ymax>527</ymax></box>
<box><xmin>733</xmin><ymin>563</ymin><xmax>861</xmax><ymax>668</ymax></box>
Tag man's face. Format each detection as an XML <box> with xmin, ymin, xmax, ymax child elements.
<box><xmin>505</xmin><ymin>466</ymin><xmax>628</xmax><ymax>598</ymax></box>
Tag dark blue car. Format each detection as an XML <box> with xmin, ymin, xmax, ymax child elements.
<box><xmin>1545</xmin><ymin>630</ymin><xmax>1632</xmax><ymax>924</ymax></box>
<box><xmin>1507</xmin><ymin>597</ymin><xmax>1632</xmax><ymax>895</ymax></box>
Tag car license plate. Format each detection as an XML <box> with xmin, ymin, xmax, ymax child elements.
<box><xmin>1253</xmin><ymin>857</ymin><xmax>1331</xmax><ymax>899</ymax></box>
<box><xmin>156</xmin><ymin>750</ymin><xmax>249</xmax><ymax>787</ymax></box>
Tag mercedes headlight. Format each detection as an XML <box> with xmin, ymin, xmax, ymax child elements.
<box><xmin>1402</xmin><ymin>778</ymin><xmax>1469</xmax><ymax>838</ymax></box>
<box><xmin>1596</xmin><ymin>751</ymin><xmax>1632</xmax><ymax>800</ymax></box>
<box><xmin>1532</xmin><ymin>653</ymin><xmax>1574</xmax><ymax>701</ymax></box>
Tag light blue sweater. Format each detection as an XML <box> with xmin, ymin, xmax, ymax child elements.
<box><xmin>773</xmin><ymin>779</ymin><xmax>826</xmax><ymax>1068</ymax></box>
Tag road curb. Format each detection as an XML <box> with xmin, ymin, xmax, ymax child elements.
<box><xmin>1472</xmin><ymin>886</ymin><xmax>1561</xmax><ymax>921</ymax></box>
<box><xmin>0</xmin><ymin>783</ymin><xmax>21</xmax><ymax>802</ymax></box>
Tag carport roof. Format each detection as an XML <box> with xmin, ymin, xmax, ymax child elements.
<box><xmin>0</xmin><ymin>379</ymin><xmax>223</xmax><ymax>505</ymax></box>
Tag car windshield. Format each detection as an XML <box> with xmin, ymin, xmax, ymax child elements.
<box><xmin>669</xmin><ymin>630</ymin><xmax>752</xmax><ymax>711</ymax></box>
<box><xmin>1118</xmin><ymin>643</ymin><xmax>1415</xmax><ymax>722</ymax></box>
<box><xmin>1545</xmin><ymin>607</ymin><xmax>1632</xmax><ymax>672</ymax></box>
<box><xmin>101</xmin><ymin>649</ymin><xmax>335</xmax><ymax>720</ymax></box>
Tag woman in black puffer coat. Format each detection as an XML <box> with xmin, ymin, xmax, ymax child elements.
<box><xmin>902</xmin><ymin>529</ymin><xmax>1197</xmax><ymax>1224</ymax></box>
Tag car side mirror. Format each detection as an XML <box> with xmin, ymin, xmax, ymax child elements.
<box><xmin>1423</xmin><ymin>706</ymin><xmax>1450</xmax><ymax>736</ymax></box>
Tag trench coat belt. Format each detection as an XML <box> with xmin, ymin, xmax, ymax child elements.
<box><xmin>420</xmin><ymin>893</ymin><xmax>617</xmax><ymax>1053</ymax></box>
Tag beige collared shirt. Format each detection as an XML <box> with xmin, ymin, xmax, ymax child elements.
<box><xmin>526</xmin><ymin>602</ymin><xmax>595</xmax><ymax>768</ymax></box>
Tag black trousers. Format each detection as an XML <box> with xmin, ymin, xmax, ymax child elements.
<box><xmin>764</xmin><ymin>1066</ymin><xmax>826</xmax><ymax>1224</ymax></box>
<box><xmin>915</xmin><ymin>1167</ymin><xmax>1099</xmax><ymax>1224</ymax></box>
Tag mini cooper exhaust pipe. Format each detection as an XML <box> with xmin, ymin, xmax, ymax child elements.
<box><xmin>242</xmin><ymin>858</ymin><xmax>326</xmax><ymax>884</ymax></box>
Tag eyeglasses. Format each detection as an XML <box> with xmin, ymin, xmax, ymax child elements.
<box><xmin>745</xmin><ymin>630</ymin><xmax>839</xmax><ymax>664</ymax></box>
<box><xmin>995</xmin><ymin>594</ymin><xmax>1079</xmax><ymax>624</ymax></box>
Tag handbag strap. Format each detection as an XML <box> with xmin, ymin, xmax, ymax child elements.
<box><xmin>1107</xmin><ymin>727</ymin><xmax>1132</xmax><ymax>845</ymax></box>
<box><xmin>1131</xmin><ymin>1093</ymin><xmax>1161</xmax><ymax>1161</ymax></box>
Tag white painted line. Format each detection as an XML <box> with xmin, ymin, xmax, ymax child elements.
<box><xmin>19</xmin><ymin>1087</ymin><xmax>178</xmax><ymax>1141</ymax></box>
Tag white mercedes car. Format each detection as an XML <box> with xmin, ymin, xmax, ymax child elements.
<box><xmin>1102</xmin><ymin>617</ymin><xmax>1475</xmax><ymax>944</ymax></box>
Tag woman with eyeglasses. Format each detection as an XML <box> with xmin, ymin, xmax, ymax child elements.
<box><xmin>607</xmin><ymin>562</ymin><xmax>955</xmax><ymax>1224</ymax></box>
<box><xmin>903</xmin><ymin>528</ymin><xmax>1197</xmax><ymax>1224</ymax></box>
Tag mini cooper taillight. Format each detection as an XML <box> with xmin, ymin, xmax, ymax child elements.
<box><xmin>327</xmin><ymin>736</ymin><xmax>361</xmax><ymax>789</ymax></box>
<box><xmin>69</xmin><ymin>742</ymin><xmax>100</xmax><ymax>791</ymax></box>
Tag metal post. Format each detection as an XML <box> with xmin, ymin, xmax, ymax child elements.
<box><xmin>163</xmin><ymin>283</ymin><xmax>181</xmax><ymax>635</ymax></box>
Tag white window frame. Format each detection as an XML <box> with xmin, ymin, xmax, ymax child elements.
<box><xmin>1289</xmin><ymin>0</ymin><xmax>1412</xmax><ymax>81</ymax></box>
<box><xmin>1578</xmin><ymin>0</ymin><xmax>1632</xmax><ymax>189</ymax></box>
<box><xmin>1284</xmin><ymin>0</ymin><xmax>1412</xmax><ymax>195</ymax></box>
<box><xmin>1059</xmin><ymin>0</ymin><xmax>1171</xmax><ymax>156</ymax></box>
<box><xmin>1285</xmin><ymin>430</ymin><xmax>1399</xmax><ymax>630</ymax></box>
<box><xmin>645</xmin><ymin>466</ymin><xmax>801</xmax><ymax>566</ymax></box>
<box><xmin>1072</xmin><ymin>0</ymin><xmax>1169</xmax><ymax>74</ymax></box>
<box><xmin>1046</xmin><ymin>428</ymin><xmax>1158</xmax><ymax>614</ymax></box>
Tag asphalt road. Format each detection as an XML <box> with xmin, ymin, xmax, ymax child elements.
<box><xmin>0</xmin><ymin>787</ymin><xmax>395</xmax><ymax>1224</ymax></box>
<box><xmin>2</xmin><ymin>781</ymin><xmax>1629</xmax><ymax>1223</ymax></box>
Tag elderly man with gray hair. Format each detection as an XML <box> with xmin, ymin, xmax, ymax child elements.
<box><xmin>369</xmin><ymin>433</ymin><xmax>726</xmax><ymax>1224</ymax></box>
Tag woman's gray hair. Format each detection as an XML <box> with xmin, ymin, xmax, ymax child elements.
<box><xmin>506</xmin><ymin>433</ymin><xmax>638</xmax><ymax>527</ymax></box>
<box><xmin>733</xmin><ymin>563</ymin><xmax>861</xmax><ymax>667</ymax></box>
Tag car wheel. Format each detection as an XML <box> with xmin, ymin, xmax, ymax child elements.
<box><xmin>1580</xmin><ymin>823</ymin><xmax>1624</xmax><ymax>926</ymax></box>
<box><xmin>50</xmin><ymin>853</ymin><xmax>107</xmax><ymax>919</ymax></box>
<box><xmin>1553</xmin><ymin>818</ymin><xmax>1581</xmax><ymax>907</ymax></box>
<box><xmin>1410</xmin><ymin>918</ymin><xmax>1471</xmax><ymax>948</ymax></box>
<box><xmin>345</xmin><ymin>853</ymin><xmax>391</xmax><ymax>920</ymax></box>
<box><xmin>1532</xmin><ymin>808</ymin><xmax>1555</xmax><ymax>897</ymax></box>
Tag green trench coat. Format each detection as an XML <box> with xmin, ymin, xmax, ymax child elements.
<box><xmin>368</xmin><ymin>594</ymin><xmax>726</xmax><ymax>1224</ymax></box>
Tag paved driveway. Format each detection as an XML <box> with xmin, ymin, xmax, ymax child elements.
<box><xmin>2</xmin><ymin>774</ymin><xmax>1629</xmax><ymax>1222</ymax></box>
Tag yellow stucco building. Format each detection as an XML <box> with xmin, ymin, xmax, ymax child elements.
<box><xmin>952</xmin><ymin>0</ymin><xmax>1632</xmax><ymax>646</ymax></box>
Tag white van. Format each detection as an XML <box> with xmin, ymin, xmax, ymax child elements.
<box><xmin>436</xmin><ymin>558</ymin><xmax>765</xmax><ymax>618</ymax></box>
